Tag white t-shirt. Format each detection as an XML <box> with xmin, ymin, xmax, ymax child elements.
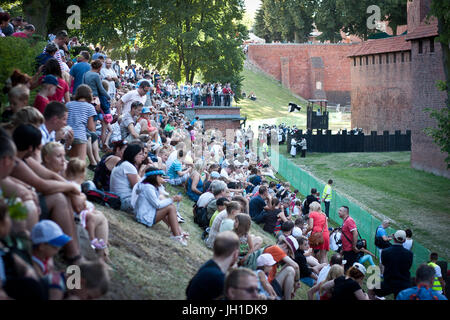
<box><xmin>110</xmin><ymin>161</ymin><xmax>138</xmax><ymax>199</ymax></box>
<box><xmin>197</xmin><ymin>192</ymin><xmax>215</xmax><ymax>208</ymax></box>
<box><xmin>120</xmin><ymin>90</ymin><xmax>146</xmax><ymax>114</ymax></box>
<box><xmin>315</xmin><ymin>264</ymin><xmax>332</xmax><ymax>299</ymax></box>
<box><xmin>100</xmin><ymin>67</ymin><xmax>117</xmax><ymax>95</ymax></box>
<box><xmin>402</xmin><ymin>239</ymin><xmax>413</xmax><ymax>251</ymax></box>
<box><xmin>293</xmin><ymin>206</ymin><xmax>301</xmax><ymax>216</ymax></box>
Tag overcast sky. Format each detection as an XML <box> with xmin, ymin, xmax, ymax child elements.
<box><xmin>244</xmin><ymin>0</ymin><xmax>261</xmax><ymax>15</ymax></box>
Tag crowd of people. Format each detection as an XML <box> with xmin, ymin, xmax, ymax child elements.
<box><xmin>0</xmin><ymin>15</ymin><xmax>447</xmax><ymax>301</ymax></box>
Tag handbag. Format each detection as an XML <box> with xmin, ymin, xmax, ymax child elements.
<box><xmin>309</xmin><ymin>216</ymin><xmax>326</xmax><ymax>247</ymax></box>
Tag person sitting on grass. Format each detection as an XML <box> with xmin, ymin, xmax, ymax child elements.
<box><xmin>275</xmin><ymin>220</ymin><xmax>295</xmax><ymax>241</ymax></box>
<box><xmin>208</xmin><ymin>197</ymin><xmax>228</xmax><ymax>229</ymax></box>
<box><xmin>233</xmin><ymin>213</ymin><xmax>263</xmax><ymax>267</ymax></box>
<box><xmin>132</xmin><ymin>167</ymin><xmax>188</xmax><ymax>246</ymax></box>
<box><xmin>218</xmin><ymin>201</ymin><xmax>242</xmax><ymax>233</ymax></box>
<box><xmin>255</xmin><ymin>253</ymin><xmax>279</xmax><ymax>300</ymax></box>
<box><xmin>293</xmin><ymin>236</ymin><xmax>327</xmax><ymax>288</ymax></box>
<box><xmin>64</xmin><ymin>158</ymin><xmax>110</xmax><ymax>260</ymax></box>
<box><xmin>320</xmin><ymin>262</ymin><xmax>369</xmax><ymax>300</ymax></box>
<box><xmin>93</xmin><ymin>140</ymin><xmax>127</xmax><ymax>191</ymax></box>
<box><xmin>64</xmin><ymin>260</ymin><xmax>110</xmax><ymax>300</ymax></box>
<box><xmin>31</xmin><ymin>220</ymin><xmax>72</xmax><ymax>300</ymax></box>
<box><xmin>357</xmin><ymin>239</ymin><xmax>376</xmax><ymax>267</ymax></box>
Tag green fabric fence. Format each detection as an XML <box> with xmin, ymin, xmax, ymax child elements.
<box><xmin>262</xmin><ymin>147</ymin><xmax>431</xmax><ymax>274</ymax></box>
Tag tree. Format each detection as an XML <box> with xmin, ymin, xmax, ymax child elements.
<box><xmin>260</xmin><ymin>0</ymin><xmax>316</xmax><ymax>43</ymax></box>
<box><xmin>381</xmin><ymin>0</ymin><xmax>408</xmax><ymax>35</ymax></box>
<box><xmin>314</xmin><ymin>0</ymin><xmax>343</xmax><ymax>42</ymax></box>
<box><xmin>75</xmin><ymin>0</ymin><xmax>150</xmax><ymax>66</ymax></box>
<box><xmin>136</xmin><ymin>0</ymin><xmax>247</xmax><ymax>91</ymax></box>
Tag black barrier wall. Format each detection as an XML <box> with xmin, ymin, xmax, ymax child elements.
<box><xmin>286</xmin><ymin>129</ymin><xmax>411</xmax><ymax>153</ymax></box>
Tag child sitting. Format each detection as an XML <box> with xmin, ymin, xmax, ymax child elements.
<box><xmin>233</xmin><ymin>213</ymin><xmax>262</xmax><ymax>266</ymax></box>
<box><xmin>357</xmin><ymin>239</ymin><xmax>376</xmax><ymax>266</ymax></box>
<box><xmin>65</xmin><ymin>158</ymin><xmax>110</xmax><ymax>259</ymax></box>
<box><xmin>31</xmin><ymin>220</ymin><xmax>72</xmax><ymax>299</ymax></box>
<box><xmin>65</xmin><ymin>260</ymin><xmax>109</xmax><ymax>300</ymax></box>
<box><xmin>275</xmin><ymin>220</ymin><xmax>295</xmax><ymax>240</ymax></box>
<box><xmin>262</xmin><ymin>198</ymin><xmax>288</xmax><ymax>235</ymax></box>
<box><xmin>208</xmin><ymin>197</ymin><xmax>228</xmax><ymax>228</ymax></box>
<box><xmin>255</xmin><ymin>253</ymin><xmax>278</xmax><ymax>300</ymax></box>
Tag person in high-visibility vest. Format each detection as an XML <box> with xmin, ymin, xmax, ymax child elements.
<box><xmin>322</xmin><ymin>179</ymin><xmax>333</xmax><ymax>218</ymax></box>
<box><xmin>428</xmin><ymin>252</ymin><xmax>445</xmax><ymax>295</ymax></box>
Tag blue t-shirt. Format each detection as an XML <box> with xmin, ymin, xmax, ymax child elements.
<box><xmin>70</xmin><ymin>62</ymin><xmax>91</xmax><ymax>93</ymax></box>
<box><xmin>396</xmin><ymin>286</ymin><xmax>447</xmax><ymax>300</ymax></box>
<box><xmin>167</xmin><ymin>159</ymin><xmax>183</xmax><ymax>180</ymax></box>
<box><xmin>249</xmin><ymin>195</ymin><xmax>266</xmax><ymax>219</ymax></box>
<box><xmin>376</xmin><ymin>225</ymin><xmax>388</xmax><ymax>238</ymax></box>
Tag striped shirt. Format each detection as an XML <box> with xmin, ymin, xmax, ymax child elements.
<box><xmin>40</xmin><ymin>123</ymin><xmax>56</xmax><ymax>146</ymax></box>
<box><xmin>66</xmin><ymin>101</ymin><xmax>97</xmax><ymax>141</ymax></box>
<box><xmin>43</xmin><ymin>42</ymin><xmax>65</xmax><ymax>71</ymax></box>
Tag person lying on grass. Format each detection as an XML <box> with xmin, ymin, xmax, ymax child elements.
<box><xmin>131</xmin><ymin>167</ymin><xmax>189</xmax><ymax>246</ymax></box>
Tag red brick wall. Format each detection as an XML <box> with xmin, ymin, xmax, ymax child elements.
<box><xmin>350</xmin><ymin>51</ymin><xmax>413</xmax><ymax>133</ymax></box>
<box><xmin>410</xmin><ymin>39</ymin><xmax>449</xmax><ymax>178</ymax></box>
<box><xmin>247</xmin><ymin>44</ymin><xmax>355</xmax><ymax>105</ymax></box>
<box><xmin>203</xmin><ymin>119</ymin><xmax>241</xmax><ymax>132</ymax></box>
<box><xmin>195</xmin><ymin>107</ymin><xmax>241</xmax><ymax>115</ymax></box>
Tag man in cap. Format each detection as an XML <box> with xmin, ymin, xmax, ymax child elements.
<box><xmin>368</xmin><ymin>229</ymin><xmax>413</xmax><ymax>299</ymax></box>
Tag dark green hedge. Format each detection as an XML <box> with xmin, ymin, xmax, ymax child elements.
<box><xmin>0</xmin><ymin>37</ymin><xmax>48</xmax><ymax>107</ymax></box>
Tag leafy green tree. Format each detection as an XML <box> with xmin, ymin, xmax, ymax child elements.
<box><xmin>380</xmin><ymin>0</ymin><xmax>408</xmax><ymax>35</ymax></box>
<box><xmin>314</xmin><ymin>0</ymin><xmax>343</xmax><ymax>42</ymax></box>
<box><xmin>136</xmin><ymin>0</ymin><xmax>247</xmax><ymax>90</ymax></box>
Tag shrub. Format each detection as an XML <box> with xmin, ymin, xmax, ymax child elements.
<box><xmin>0</xmin><ymin>37</ymin><xmax>47</xmax><ymax>108</ymax></box>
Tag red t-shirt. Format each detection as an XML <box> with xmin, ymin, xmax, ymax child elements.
<box><xmin>341</xmin><ymin>216</ymin><xmax>357</xmax><ymax>252</ymax></box>
<box><xmin>263</xmin><ymin>245</ymin><xmax>287</xmax><ymax>283</ymax></box>
<box><xmin>33</xmin><ymin>95</ymin><xmax>49</xmax><ymax>114</ymax></box>
<box><xmin>12</xmin><ymin>32</ymin><xmax>28</xmax><ymax>38</ymax></box>
<box><xmin>40</xmin><ymin>76</ymin><xmax>69</xmax><ymax>102</ymax></box>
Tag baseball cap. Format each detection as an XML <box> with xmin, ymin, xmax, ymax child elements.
<box><xmin>42</xmin><ymin>74</ymin><xmax>62</xmax><ymax>88</ymax></box>
<box><xmin>393</xmin><ymin>230</ymin><xmax>406</xmax><ymax>243</ymax></box>
<box><xmin>31</xmin><ymin>220</ymin><xmax>72</xmax><ymax>247</ymax></box>
<box><xmin>257</xmin><ymin>253</ymin><xmax>277</xmax><ymax>267</ymax></box>
<box><xmin>210</xmin><ymin>171</ymin><xmax>221</xmax><ymax>179</ymax></box>
<box><xmin>352</xmin><ymin>262</ymin><xmax>367</xmax><ymax>276</ymax></box>
<box><xmin>141</xmin><ymin>107</ymin><xmax>151</xmax><ymax>114</ymax></box>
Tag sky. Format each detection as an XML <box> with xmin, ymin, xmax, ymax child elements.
<box><xmin>244</xmin><ymin>0</ymin><xmax>262</xmax><ymax>16</ymax></box>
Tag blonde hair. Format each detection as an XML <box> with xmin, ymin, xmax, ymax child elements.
<box><xmin>8</xmin><ymin>84</ymin><xmax>30</xmax><ymax>102</ymax></box>
<box><xmin>309</xmin><ymin>201</ymin><xmax>322</xmax><ymax>213</ymax></box>
<box><xmin>194</xmin><ymin>159</ymin><xmax>204</xmax><ymax>172</ymax></box>
<box><xmin>66</xmin><ymin>157</ymin><xmax>87</xmax><ymax>178</ymax></box>
<box><xmin>319</xmin><ymin>264</ymin><xmax>344</xmax><ymax>296</ymax></box>
<box><xmin>11</xmin><ymin>106</ymin><xmax>44</xmax><ymax>128</ymax></box>
<box><xmin>41</xmin><ymin>142</ymin><xmax>64</xmax><ymax>163</ymax></box>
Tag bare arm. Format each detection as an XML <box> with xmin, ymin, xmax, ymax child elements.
<box><xmin>127</xmin><ymin>173</ymin><xmax>140</xmax><ymax>189</ymax></box>
<box><xmin>282</xmin><ymin>256</ymin><xmax>300</xmax><ymax>281</ymax></box>
<box><xmin>354</xmin><ymin>289</ymin><xmax>369</xmax><ymax>300</ymax></box>
<box><xmin>87</xmin><ymin>116</ymin><xmax>96</xmax><ymax>132</ymax></box>
<box><xmin>26</xmin><ymin>157</ymin><xmax>66</xmax><ymax>182</ymax></box>
<box><xmin>190</xmin><ymin>172</ymin><xmax>202</xmax><ymax>194</ymax></box>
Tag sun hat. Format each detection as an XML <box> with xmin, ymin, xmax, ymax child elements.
<box><xmin>281</xmin><ymin>235</ymin><xmax>299</xmax><ymax>255</ymax></box>
<box><xmin>31</xmin><ymin>220</ymin><xmax>71</xmax><ymax>247</ymax></box>
<box><xmin>257</xmin><ymin>253</ymin><xmax>277</xmax><ymax>267</ymax></box>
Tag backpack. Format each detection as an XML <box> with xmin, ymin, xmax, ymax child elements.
<box><xmin>85</xmin><ymin>189</ymin><xmax>121</xmax><ymax>210</ymax></box>
<box><xmin>193</xmin><ymin>198</ymin><xmax>215</xmax><ymax>230</ymax></box>
<box><xmin>374</xmin><ymin>226</ymin><xmax>391</xmax><ymax>249</ymax></box>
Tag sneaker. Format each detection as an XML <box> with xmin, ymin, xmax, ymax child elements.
<box><xmin>170</xmin><ymin>235</ymin><xmax>187</xmax><ymax>246</ymax></box>
<box><xmin>375</xmin><ymin>295</ymin><xmax>386</xmax><ymax>300</ymax></box>
<box><xmin>177</xmin><ymin>212</ymin><xmax>185</xmax><ymax>223</ymax></box>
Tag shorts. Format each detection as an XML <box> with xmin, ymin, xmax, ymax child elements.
<box><xmin>86</xmin><ymin>131</ymin><xmax>98</xmax><ymax>143</ymax></box>
<box><xmin>120</xmin><ymin>196</ymin><xmax>134</xmax><ymax>214</ymax></box>
<box><xmin>73</xmin><ymin>138</ymin><xmax>87</xmax><ymax>145</ymax></box>
<box><xmin>38</xmin><ymin>193</ymin><xmax>51</xmax><ymax>221</ymax></box>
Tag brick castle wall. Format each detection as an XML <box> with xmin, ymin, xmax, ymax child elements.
<box><xmin>350</xmin><ymin>51</ymin><xmax>413</xmax><ymax>133</ymax></box>
<box><xmin>410</xmin><ymin>39</ymin><xmax>449</xmax><ymax>178</ymax></box>
<box><xmin>247</xmin><ymin>44</ymin><xmax>356</xmax><ymax>105</ymax></box>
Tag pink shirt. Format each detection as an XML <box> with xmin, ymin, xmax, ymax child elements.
<box><xmin>12</xmin><ymin>32</ymin><xmax>28</xmax><ymax>38</ymax></box>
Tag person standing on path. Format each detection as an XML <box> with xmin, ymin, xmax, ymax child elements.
<box><xmin>322</xmin><ymin>179</ymin><xmax>333</xmax><ymax>218</ymax></box>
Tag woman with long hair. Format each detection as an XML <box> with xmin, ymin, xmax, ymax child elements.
<box><xmin>320</xmin><ymin>263</ymin><xmax>369</xmax><ymax>300</ymax></box>
<box><xmin>110</xmin><ymin>143</ymin><xmax>146</xmax><ymax>213</ymax></box>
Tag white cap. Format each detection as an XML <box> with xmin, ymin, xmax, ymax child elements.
<box><xmin>256</xmin><ymin>253</ymin><xmax>277</xmax><ymax>267</ymax></box>
<box><xmin>393</xmin><ymin>230</ymin><xmax>407</xmax><ymax>243</ymax></box>
<box><xmin>352</xmin><ymin>262</ymin><xmax>366</xmax><ymax>276</ymax></box>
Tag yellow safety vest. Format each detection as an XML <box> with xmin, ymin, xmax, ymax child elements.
<box><xmin>428</xmin><ymin>262</ymin><xmax>443</xmax><ymax>292</ymax></box>
<box><xmin>323</xmin><ymin>184</ymin><xmax>332</xmax><ymax>201</ymax></box>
